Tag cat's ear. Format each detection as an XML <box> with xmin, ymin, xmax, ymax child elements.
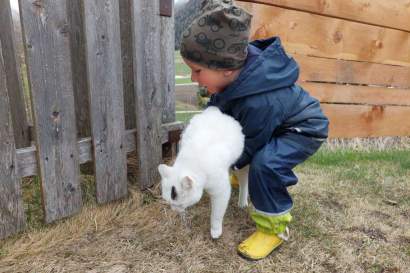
<box><xmin>181</xmin><ymin>176</ymin><xmax>194</xmax><ymax>191</ymax></box>
<box><xmin>158</xmin><ymin>164</ymin><xmax>172</xmax><ymax>178</ymax></box>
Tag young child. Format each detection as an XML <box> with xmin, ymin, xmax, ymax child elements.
<box><xmin>180</xmin><ymin>0</ymin><xmax>329</xmax><ymax>260</ymax></box>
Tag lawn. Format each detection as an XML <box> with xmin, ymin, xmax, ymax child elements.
<box><xmin>1</xmin><ymin>145</ymin><xmax>409</xmax><ymax>273</ymax></box>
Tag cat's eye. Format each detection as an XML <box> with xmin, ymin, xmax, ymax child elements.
<box><xmin>171</xmin><ymin>186</ymin><xmax>177</xmax><ymax>200</ymax></box>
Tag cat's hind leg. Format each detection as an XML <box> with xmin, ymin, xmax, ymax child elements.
<box><xmin>234</xmin><ymin>166</ymin><xmax>249</xmax><ymax>208</ymax></box>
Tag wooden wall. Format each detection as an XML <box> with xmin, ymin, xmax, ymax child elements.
<box><xmin>236</xmin><ymin>0</ymin><xmax>410</xmax><ymax>138</ymax></box>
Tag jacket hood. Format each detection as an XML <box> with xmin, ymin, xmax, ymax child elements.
<box><xmin>213</xmin><ymin>37</ymin><xmax>300</xmax><ymax>103</ymax></box>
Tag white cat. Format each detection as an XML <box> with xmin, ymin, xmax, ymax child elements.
<box><xmin>158</xmin><ymin>106</ymin><xmax>248</xmax><ymax>239</ymax></box>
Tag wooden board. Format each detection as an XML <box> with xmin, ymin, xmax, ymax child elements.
<box><xmin>237</xmin><ymin>2</ymin><xmax>410</xmax><ymax>66</ymax></box>
<box><xmin>0</xmin><ymin>1</ymin><xmax>30</xmax><ymax>148</ymax></box>
<box><xmin>131</xmin><ymin>0</ymin><xmax>163</xmax><ymax>189</ymax></box>
<box><xmin>19</xmin><ymin>0</ymin><xmax>82</xmax><ymax>223</ymax></box>
<box><xmin>237</xmin><ymin>0</ymin><xmax>410</xmax><ymax>32</ymax></box>
<box><xmin>67</xmin><ymin>0</ymin><xmax>91</xmax><ymax>138</ymax></box>
<box><xmin>16</xmin><ymin>124</ymin><xmax>184</xmax><ymax>178</ymax></box>
<box><xmin>119</xmin><ymin>0</ymin><xmax>136</xmax><ymax>130</ymax></box>
<box><xmin>301</xmin><ymin>83</ymin><xmax>410</xmax><ymax>106</ymax></box>
<box><xmin>296</xmin><ymin>54</ymin><xmax>410</xmax><ymax>89</ymax></box>
<box><xmin>323</xmin><ymin>104</ymin><xmax>410</xmax><ymax>138</ymax></box>
<box><xmin>83</xmin><ymin>0</ymin><xmax>128</xmax><ymax>204</ymax></box>
<box><xmin>160</xmin><ymin>0</ymin><xmax>176</xmax><ymax>123</ymax></box>
<box><xmin>0</xmin><ymin>41</ymin><xmax>26</xmax><ymax>239</ymax></box>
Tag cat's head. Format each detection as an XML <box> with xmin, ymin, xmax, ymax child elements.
<box><xmin>158</xmin><ymin>164</ymin><xmax>204</xmax><ymax>212</ymax></box>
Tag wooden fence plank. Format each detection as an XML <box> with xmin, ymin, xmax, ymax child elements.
<box><xmin>119</xmin><ymin>0</ymin><xmax>136</xmax><ymax>130</ymax></box>
<box><xmin>296</xmin><ymin>55</ymin><xmax>410</xmax><ymax>89</ymax></box>
<box><xmin>131</xmin><ymin>0</ymin><xmax>163</xmax><ymax>189</ymax></box>
<box><xmin>19</xmin><ymin>0</ymin><xmax>82</xmax><ymax>223</ymax></box>
<box><xmin>302</xmin><ymin>83</ymin><xmax>410</xmax><ymax>107</ymax></box>
<box><xmin>0</xmin><ymin>1</ymin><xmax>30</xmax><ymax>148</ymax></box>
<box><xmin>0</xmin><ymin>41</ymin><xmax>26</xmax><ymax>239</ymax></box>
<box><xmin>68</xmin><ymin>0</ymin><xmax>91</xmax><ymax>138</ymax></box>
<box><xmin>323</xmin><ymin>104</ymin><xmax>410</xmax><ymax>138</ymax></box>
<box><xmin>237</xmin><ymin>0</ymin><xmax>410</xmax><ymax>32</ymax></box>
<box><xmin>237</xmin><ymin>2</ymin><xmax>410</xmax><ymax>66</ymax></box>
<box><xmin>83</xmin><ymin>0</ymin><xmax>128</xmax><ymax>203</ymax></box>
<box><xmin>160</xmin><ymin>0</ymin><xmax>176</xmax><ymax>124</ymax></box>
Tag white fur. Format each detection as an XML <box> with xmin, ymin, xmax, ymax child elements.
<box><xmin>158</xmin><ymin>106</ymin><xmax>248</xmax><ymax>239</ymax></box>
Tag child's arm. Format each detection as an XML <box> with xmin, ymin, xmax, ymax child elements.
<box><xmin>233</xmin><ymin>103</ymin><xmax>284</xmax><ymax>169</ymax></box>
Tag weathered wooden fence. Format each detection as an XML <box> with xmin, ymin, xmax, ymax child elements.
<box><xmin>0</xmin><ymin>0</ymin><xmax>182</xmax><ymax>239</ymax></box>
<box><xmin>177</xmin><ymin>0</ymin><xmax>410</xmax><ymax>138</ymax></box>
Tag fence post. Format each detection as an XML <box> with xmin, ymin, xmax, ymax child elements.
<box><xmin>19</xmin><ymin>0</ymin><xmax>82</xmax><ymax>223</ymax></box>
<box><xmin>0</xmin><ymin>40</ymin><xmax>26</xmax><ymax>239</ymax></box>
<box><xmin>83</xmin><ymin>0</ymin><xmax>128</xmax><ymax>203</ymax></box>
<box><xmin>131</xmin><ymin>0</ymin><xmax>163</xmax><ymax>189</ymax></box>
<box><xmin>0</xmin><ymin>1</ymin><xmax>30</xmax><ymax>148</ymax></box>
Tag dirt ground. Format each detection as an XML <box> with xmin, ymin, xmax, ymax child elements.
<box><xmin>1</xmin><ymin>148</ymin><xmax>409</xmax><ymax>273</ymax></box>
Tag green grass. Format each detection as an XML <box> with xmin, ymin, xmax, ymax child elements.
<box><xmin>306</xmin><ymin>148</ymin><xmax>410</xmax><ymax>170</ymax></box>
<box><xmin>175</xmin><ymin>77</ymin><xmax>192</xmax><ymax>84</ymax></box>
<box><xmin>176</xmin><ymin>111</ymin><xmax>199</xmax><ymax>124</ymax></box>
<box><xmin>175</xmin><ymin>51</ymin><xmax>192</xmax><ymax>81</ymax></box>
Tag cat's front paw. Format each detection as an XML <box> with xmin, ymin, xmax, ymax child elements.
<box><xmin>211</xmin><ymin>226</ymin><xmax>222</xmax><ymax>239</ymax></box>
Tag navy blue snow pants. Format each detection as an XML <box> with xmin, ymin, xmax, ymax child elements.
<box><xmin>249</xmin><ymin>132</ymin><xmax>324</xmax><ymax>215</ymax></box>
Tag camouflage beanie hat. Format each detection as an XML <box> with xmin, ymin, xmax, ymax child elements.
<box><xmin>180</xmin><ymin>0</ymin><xmax>253</xmax><ymax>70</ymax></box>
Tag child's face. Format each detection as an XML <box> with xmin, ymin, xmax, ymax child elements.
<box><xmin>183</xmin><ymin>58</ymin><xmax>238</xmax><ymax>95</ymax></box>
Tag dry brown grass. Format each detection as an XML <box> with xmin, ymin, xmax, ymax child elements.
<box><xmin>1</xmin><ymin>144</ymin><xmax>409</xmax><ymax>273</ymax></box>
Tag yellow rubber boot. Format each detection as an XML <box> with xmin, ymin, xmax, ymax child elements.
<box><xmin>230</xmin><ymin>173</ymin><xmax>239</xmax><ymax>189</ymax></box>
<box><xmin>237</xmin><ymin>212</ymin><xmax>292</xmax><ymax>260</ymax></box>
<box><xmin>237</xmin><ymin>230</ymin><xmax>284</xmax><ymax>260</ymax></box>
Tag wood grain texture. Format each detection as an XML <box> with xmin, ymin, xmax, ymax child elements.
<box><xmin>237</xmin><ymin>2</ymin><xmax>410</xmax><ymax>66</ymax></box>
<box><xmin>0</xmin><ymin>0</ymin><xmax>30</xmax><ymax>148</ymax></box>
<box><xmin>160</xmin><ymin>0</ymin><xmax>176</xmax><ymax>123</ymax></box>
<box><xmin>236</xmin><ymin>0</ymin><xmax>410</xmax><ymax>32</ymax></box>
<box><xmin>323</xmin><ymin>104</ymin><xmax>410</xmax><ymax>138</ymax></box>
<box><xmin>19</xmin><ymin>0</ymin><xmax>82</xmax><ymax>223</ymax></box>
<box><xmin>131</xmin><ymin>0</ymin><xmax>163</xmax><ymax>189</ymax></box>
<box><xmin>301</xmin><ymin>83</ymin><xmax>410</xmax><ymax>106</ymax></box>
<box><xmin>83</xmin><ymin>0</ymin><xmax>128</xmax><ymax>204</ymax></box>
<box><xmin>296</xmin><ymin>54</ymin><xmax>410</xmax><ymax>89</ymax></box>
<box><xmin>15</xmin><ymin>123</ymin><xmax>184</xmax><ymax>178</ymax></box>
<box><xmin>0</xmin><ymin>41</ymin><xmax>26</xmax><ymax>239</ymax></box>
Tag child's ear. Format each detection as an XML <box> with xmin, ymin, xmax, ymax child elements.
<box><xmin>158</xmin><ymin>164</ymin><xmax>172</xmax><ymax>178</ymax></box>
<box><xmin>181</xmin><ymin>176</ymin><xmax>194</xmax><ymax>191</ymax></box>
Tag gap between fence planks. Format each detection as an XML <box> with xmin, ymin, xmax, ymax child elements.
<box><xmin>236</xmin><ymin>0</ymin><xmax>410</xmax><ymax>32</ymax></box>
<box><xmin>0</xmin><ymin>40</ymin><xmax>26</xmax><ymax>240</ymax></box>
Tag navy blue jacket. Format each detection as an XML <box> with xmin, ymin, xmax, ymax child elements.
<box><xmin>208</xmin><ymin>37</ymin><xmax>329</xmax><ymax>169</ymax></box>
